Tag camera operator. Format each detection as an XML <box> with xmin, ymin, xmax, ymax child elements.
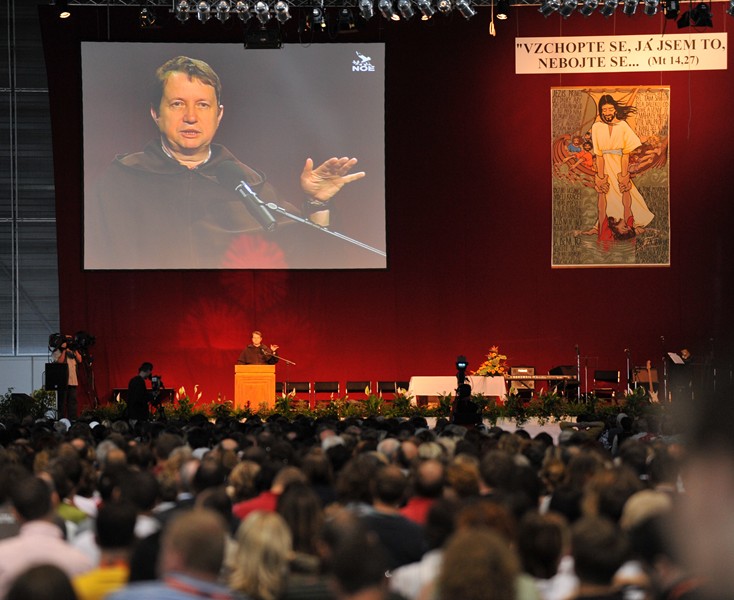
<box><xmin>127</xmin><ymin>362</ymin><xmax>155</xmax><ymax>422</ymax></box>
<box><xmin>52</xmin><ymin>335</ymin><xmax>82</xmax><ymax>419</ymax></box>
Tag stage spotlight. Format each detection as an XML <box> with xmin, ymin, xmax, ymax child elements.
<box><xmin>664</xmin><ymin>0</ymin><xmax>678</xmax><ymax>17</ymax></box>
<box><xmin>538</xmin><ymin>0</ymin><xmax>561</xmax><ymax>16</ymax></box>
<box><xmin>254</xmin><ymin>0</ymin><xmax>271</xmax><ymax>23</ymax></box>
<box><xmin>176</xmin><ymin>0</ymin><xmax>191</xmax><ymax>21</ymax></box>
<box><xmin>338</xmin><ymin>8</ymin><xmax>356</xmax><ymax>28</ymax></box>
<box><xmin>599</xmin><ymin>0</ymin><xmax>617</xmax><ymax>15</ymax></box>
<box><xmin>139</xmin><ymin>6</ymin><xmax>157</xmax><ymax>27</ymax></box>
<box><xmin>398</xmin><ymin>0</ymin><xmax>415</xmax><ymax>19</ymax></box>
<box><xmin>678</xmin><ymin>1</ymin><xmax>712</xmax><ymax>25</ymax></box>
<box><xmin>643</xmin><ymin>0</ymin><xmax>659</xmax><ymax>15</ymax></box>
<box><xmin>274</xmin><ymin>0</ymin><xmax>290</xmax><ymax>22</ymax></box>
<box><xmin>214</xmin><ymin>0</ymin><xmax>231</xmax><ymax>21</ymax></box>
<box><xmin>359</xmin><ymin>0</ymin><xmax>375</xmax><ymax>19</ymax></box>
<box><xmin>578</xmin><ymin>0</ymin><xmax>599</xmax><ymax>16</ymax></box>
<box><xmin>496</xmin><ymin>0</ymin><xmax>510</xmax><ymax>19</ymax></box>
<box><xmin>379</xmin><ymin>0</ymin><xmax>399</xmax><ymax>20</ymax></box>
<box><xmin>455</xmin><ymin>0</ymin><xmax>477</xmax><ymax>18</ymax></box>
<box><xmin>437</xmin><ymin>0</ymin><xmax>452</xmax><ymax>12</ymax></box>
<box><xmin>559</xmin><ymin>0</ymin><xmax>577</xmax><ymax>17</ymax></box>
<box><xmin>197</xmin><ymin>0</ymin><xmax>212</xmax><ymax>21</ymax></box>
<box><xmin>415</xmin><ymin>0</ymin><xmax>436</xmax><ymax>18</ymax></box>
<box><xmin>728</xmin><ymin>0</ymin><xmax>734</xmax><ymax>15</ymax></box>
<box><xmin>53</xmin><ymin>0</ymin><xmax>71</xmax><ymax>18</ymax></box>
<box><xmin>311</xmin><ymin>6</ymin><xmax>326</xmax><ymax>27</ymax></box>
<box><xmin>622</xmin><ymin>0</ymin><xmax>638</xmax><ymax>15</ymax></box>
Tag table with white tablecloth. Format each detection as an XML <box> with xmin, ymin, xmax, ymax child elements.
<box><xmin>408</xmin><ymin>375</ymin><xmax>506</xmax><ymax>404</ymax></box>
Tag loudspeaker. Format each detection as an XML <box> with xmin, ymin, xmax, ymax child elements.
<box><xmin>511</xmin><ymin>366</ymin><xmax>535</xmax><ymax>389</ymax></box>
<box><xmin>44</xmin><ymin>362</ymin><xmax>68</xmax><ymax>391</ymax></box>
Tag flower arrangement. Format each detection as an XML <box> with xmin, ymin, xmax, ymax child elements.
<box><xmin>473</xmin><ymin>346</ymin><xmax>508</xmax><ymax>377</ymax></box>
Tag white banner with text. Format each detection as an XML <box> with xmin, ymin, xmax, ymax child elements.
<box><xmin>516</xmin><ymin>33</ymin><xmax>727</xmax><ymax>74</ymax></box>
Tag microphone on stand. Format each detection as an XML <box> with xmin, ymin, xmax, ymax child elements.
<box><xmin>216</xmin><ymin>161</ymin><xmax>277</xmax><ymax>232</ymax></box>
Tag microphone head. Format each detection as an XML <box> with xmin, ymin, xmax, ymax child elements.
<box><xmin>216</xmin><ymin>160</ymin><xmax>248</xmax><ymax>190</ymax></box>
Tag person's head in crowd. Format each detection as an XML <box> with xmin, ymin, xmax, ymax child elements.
<box><xmin>479</xmin><ymin>449</ymin><xmax>516</xmax><ymax>494</ymax></box>
<box><xmin>300</xmin><ymin>448</ymin><xmax>334</xmax><ymax>487</ymax></box>
<box><xmin>455</xmin><ymin>498</ymin><xmax>517</xmax><ymax>543</ymax></box>
<box><xmin>376</xmin><ymin>437</ymin><xmax>401</xmax><ymax>463</ymax></box>
<box><xmin>0</xmin><ymin>463</ymin><xmax>31</xmax><ymax>506</ymax></box>
<box><xmin>195</xmin><ymin>485</ymin><xmax>234</xmax><ymax>528</ymax></box>
<box><xmin>396</xmin><ymin>440</ymin><xmax>419</xmax><ymax>470</ymax></box>
<box><xmin>335</xmin><ymin>454</ymin><xmax>381</xmax><ymax>506</ymax></box>
<box><xmin>276</xmin><ymin>481</ymin><xmax>323</xmax><ymax>556</ymax></box>
<box><xmin>563</xmin><ymin>450</ymin><xmax>608</xmax><ymax>490</ymax></box>
<box><xmin>371</xmin><ymin>464</ymin><xmax>408</xmax><ymax>509</ymax></box>
<box><xmin>619</xmin><ymin>489</ymin><xmax>673</xmax><ymax>532</ymax></box>
<box><xmin>582</xmin><ymin>465</ymin><xmax>644</xmax><ymax>523</ymax></box>
<box><xmin>437</xmin><ymin>528</ymin><xmax>519</xmax><ymax>600</ymax></box>
<box><xmin>95</xmin><ymin>500</ymin><xmax>137</xmax><ymax>552</ymax></box>
<box><xmin>616</xmin><ymin>439</ymin><xmax>650</xmax><ymax>477</ymax></box>
<box><xmin>548</xmin><ymin>484</ymin><xmax>584</xmax><ymax>524</ymax></box>
<box><xmin>517</xmin><ymin>511</ymin><xmax>569</xmax><ymax>580</ymax></box>
<box><xmin>5</xmin><ymin>564</ymin><xmax>78</xmax><ymax>600</ymax></box>
<box><xmin>10</xmin><ymin>475</ymin><xmax>55</xmax><ymax>523</ymax></box>
<box><xmin>117</xmin><ymin>469</ymin><xmax>159</xmax><ymax>514</ymax></box>
<box><xmin>445</xmin><ymin>455</ymin><xmax>480</xmax><ymax>499</ymax></box>
<box><xmin>322</xmin><ymin>509</ymin><xmax>389</xmax><ymax>600</ymax></box>
<box><xmin>153</xmin><ymin>432</ymin><xmax>185</xmax><ymax>465</ymax></box>
<box><xmin>192</xmin><ymin>456</ymin><xmax>227</xmax><ymax>494</ymax></box>
<box><xmin>571</xmin><ymin>515</ymin><xmax>629</xmax><ymax>587</ymax></box>
<box><xmin>230</xmin><ymin>511</ymin><xmax>292</xmax><ymax>600</ymax></box>
<box><xmin>412</xmin><ymin>458</ymin><xmax>445</xmax><ymax>499</ymax></box>
<box><xmin>159</xmin><ymin>508</ymin><xmax>228</xmax><ymax>581</ymax></box>
<box><xmin>226</xmin><ymin>460</ymin><xmax>262</xmax><ymax>503</ymax></box>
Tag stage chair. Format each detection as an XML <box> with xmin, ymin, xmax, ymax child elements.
<box><xmin>377</xmin><ymin>381</ymin><xmax>396</xmax><ymax>397</ymax></box>
<box><xmin>282</xmin><ymin>381</ymin><xmax>311</xmax><ymax>406</ymax></box>
<box><xmin>346</xmin><ymin>381</ymin><xmax>372</xmax><ymax>397</ymax></box>
<box><xmin>593</xmin><ymin>370</ymin><xmax>620</xmax><ymax>400</ymax></box>
<box><xmin>510</xmin><ymin>366</ymin><xmax>535</xmax><ymax>400</ymax></box>
<box><xmin>313</xmin><ymin>381</ymin><xmax>340</xmax><ymax>408</ymax></box>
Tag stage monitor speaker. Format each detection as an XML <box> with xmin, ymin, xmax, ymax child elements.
<box><xmin>510</xmin><ymin>366</ymin><xmax>535</xmax><ymax>389</ymax></box>
<box><xmin>44</xmin><ymin>362</ymin><xmax>68</xmax><ymax>391</ymax></box>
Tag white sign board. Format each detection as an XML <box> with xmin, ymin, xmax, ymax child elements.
<box><xmin>516</xmin><ymin>33</ymin><xmax>727</xmax><ymax>74</ymax></box>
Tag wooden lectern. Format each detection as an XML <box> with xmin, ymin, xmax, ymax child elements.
<box><xmin>234</xmin><ymin>365</ymin><xmax>276</xmax><ymax>411</ymax></box>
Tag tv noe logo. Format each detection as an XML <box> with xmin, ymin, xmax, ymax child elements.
<box><xmin>352</xmin><ymin>51</ymin><xmax>376</xmax><ymax>72</ymax></box>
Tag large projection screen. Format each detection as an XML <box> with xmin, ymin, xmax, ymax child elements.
<box><xmin>82</xmin><ymin>43</ymin><xmax>385</xmax><ymax>270</ymax></box>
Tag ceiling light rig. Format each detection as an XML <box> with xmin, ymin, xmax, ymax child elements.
<box><xmin>123</xmin><ymin>0</ymin><xmax>731</xmax><ymax>27</ymax></box>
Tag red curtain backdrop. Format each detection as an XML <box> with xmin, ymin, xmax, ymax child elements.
<box><xmin>40</xmin><ymin>6</ymin><xmax>734</xmax><ymax>409</ymax></box>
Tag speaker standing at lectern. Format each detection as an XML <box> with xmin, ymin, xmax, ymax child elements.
<box><xmin>237</xmin><ymin>331</ymin><xmax>279</xmax><ymax>365</ymax></box>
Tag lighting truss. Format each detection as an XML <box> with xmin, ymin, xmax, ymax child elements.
<box><xmin>57</xmin><ymin>0</ymin><xmax>734</xmax><ymax>16</ymax></box>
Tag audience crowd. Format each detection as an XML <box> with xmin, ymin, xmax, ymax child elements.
<box><xmin>0</xmin><ymin>384</ymin><xmax>730</xmax><ymax>600</ymax></box>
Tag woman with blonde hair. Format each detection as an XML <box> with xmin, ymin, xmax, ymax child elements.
<box><xmin>229</xmin><ymin>511</ymin><xmax>292</xmax><ymax>600</ymax></box>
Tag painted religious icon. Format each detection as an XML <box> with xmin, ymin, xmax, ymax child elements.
<box><xmin>551</xmin><ymin>87</ymin><xmax>670</xmax><ymax>267</ymax></box>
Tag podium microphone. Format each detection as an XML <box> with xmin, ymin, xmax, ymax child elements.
<box><xmin>216</xmin><ymin>161</ymin><xmax>277</xmax><ymax>232</ymax></box>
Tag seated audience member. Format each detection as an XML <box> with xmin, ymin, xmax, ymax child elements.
<box><xmin>108</xmin><ymin>508</ymin><xmax>239</xmax><ymax>600</ymax></box>
<box><xmin>73</xmin><ymin>501</ymin><xmax>137</xmax><ymax>600</ymax></box>
<box><xmin>229</xmin><ymin>511</ymin><xmax>292</xmax><ymax>600</ymax></box>
<box><xmin>5</xmin><ymin>563</ymin><xmax>79</xmax><ymax>600</ymax></box>
<box><xmin>0</xmin><ymin>476</ymin><xmax>93</xmax><ymax>597</ymax></box>
<box><xmin>517</xmin><ymin>511</ymin><xmax>578</xmax><ymax>600</ymax></box>
<box><xmin>389</xmin><ymin>498</ymin><xmax>459</xmax><ymax>600</ymax></box>
<box><xmin>360</xmin><ymin>464</ymin><xmax>427</xmax><ymax>571</ymax></box>
<box><xmin>436</xmin><ymin>528</ymin><xmax>519</xmax><ymax>600</ymax></box>
<box><xmin>400</xmin><ymin>459</ymin><xmax>445</xmax><ymax>526</ymax></box>
<box><xmin>569</xmin><ymin>516</ymin><xmax>630</xmax><ymax>600</ymax></box>
<box><xmin>232</xmin><ymin>465</ymin><xmax>306</xmax><ymax>520</ymax></box>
